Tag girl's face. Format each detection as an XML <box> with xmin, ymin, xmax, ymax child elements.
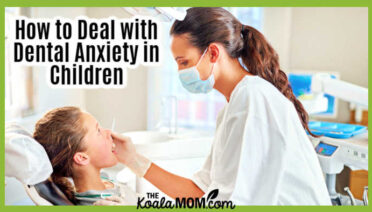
<box><xmin>170</xmin><ymin>34</ymin><xmax>212</xmax><ymax>80</ymax></box>
<box><xmin>79</xmin><ymin>112</ymin><xmax>118</xmax><ymax>168</ymax></box>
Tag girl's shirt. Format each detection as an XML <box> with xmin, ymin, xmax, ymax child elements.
<box><xmin>74</xmin><ymin>173</ymin><xmax>137</xmax><ymax>205</ymax></box>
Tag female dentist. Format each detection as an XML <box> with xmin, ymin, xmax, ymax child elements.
<box><xmin>111</xmin><ymin>7</ymin><xmax>331</xmax><ymax>205</ymax></box>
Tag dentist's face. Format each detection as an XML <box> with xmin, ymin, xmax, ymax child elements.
<box><xmin>80</xmin><ymin>112</ymin><xmax>118</xmax><ymax>168</ymax></box>
<box><xmin>171</xmin><ymin>34</ymin><xmax>211</xmax><ymax>80</ymax></box>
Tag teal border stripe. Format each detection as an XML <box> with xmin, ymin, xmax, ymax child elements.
<box><xmin>1</xmin><ymin>0</ymin><xmax>370</xmax><ymax>212</ymax></box>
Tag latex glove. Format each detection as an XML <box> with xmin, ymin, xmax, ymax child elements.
<box><xmin>93</xmin><ymin>196</ymin><xmax>126</xmax><ymax>205</ymax></box>
<box><xmin>111</xmin><ymin>133</ymin><xmax>151</xmax><ymax>178</ymax></box>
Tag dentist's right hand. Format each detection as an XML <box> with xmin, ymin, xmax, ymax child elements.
<box><xmin>111</xmin><ymin>133</ymin><xmax>204</xmax><ymax>200</ymax></box>
<box><xmin>111</xmin><ymin>133</ymin><xmax>152</xmax><ymax>178</ymax></box>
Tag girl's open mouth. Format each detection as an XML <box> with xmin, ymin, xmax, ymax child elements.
<box><xmin>111</xmin><ymin>142</ymin><xmax>116</xmax><ymax>152</ymax></box>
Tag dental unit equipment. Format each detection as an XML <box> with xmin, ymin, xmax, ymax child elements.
<box><xmin>289</xmin><ymin>72</ymin><xmax>368</xmax><ymax>205</ymax></box>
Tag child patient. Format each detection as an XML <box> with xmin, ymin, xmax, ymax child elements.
<box><xmin>33</xmin><ymin>106</ymin><xmax>136</xmax><ymax>205</ymax></box>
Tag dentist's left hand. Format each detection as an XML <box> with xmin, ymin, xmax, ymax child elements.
<box><xmin>111</xmin><ymin>133</ymin><xmax>152</xmax><ymax>178</ymax></box>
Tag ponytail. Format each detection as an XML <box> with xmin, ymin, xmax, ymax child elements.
<box><xmin>33</xmin><ymin>106</ymin><xmax>87</xmax><ymax>204</ymax></box>
<box><xmin>240</xmin><ymin>24</ymin><xmax>318</xmax><ymax>137</ymax></box>
<box><xmin>51</xmin><ymin>174</ymin><xmax>77</xmax><ymax>203</ymax></box>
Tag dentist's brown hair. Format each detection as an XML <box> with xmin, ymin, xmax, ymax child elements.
<box><xmin>170</xmin><ymin>7</ymin><xmax>317</xmax><ymax>137</ymax></box>
<box><xmin>33</xmin><ymin>106</ymin><xmax>87</xmax><ymax>203</ymax></box>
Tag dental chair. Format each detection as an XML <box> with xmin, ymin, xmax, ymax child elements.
<box><xmin>24</xmin><ymin>180</ymin><xmax>73</xmax><ymax>205</ymax></box>
<box><xmin>5</xmin><ymin>123</ymin><xmax>74</xmax><ymax>205</ymax></box>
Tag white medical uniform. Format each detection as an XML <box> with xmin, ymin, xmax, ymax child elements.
<box><xmin>192</xmin><ymin>75</ymin><xmax>331</xmax><ymax>205</ymax></box>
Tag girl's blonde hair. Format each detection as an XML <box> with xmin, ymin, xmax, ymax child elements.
<box><xmin>33</xmin><ymin>106</ymin><xmax>87</xmax><ymax>203</ymax></box>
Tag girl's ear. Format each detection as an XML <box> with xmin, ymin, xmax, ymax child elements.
<box><xmin>208</xmin><ymin>43</ymin><xmax>220</xmax><ymax>63</ymax></box>
<box><xmin>73</xmin><ymin>152</ymin><xmax>90</xmax><ymax>166</ymax></box>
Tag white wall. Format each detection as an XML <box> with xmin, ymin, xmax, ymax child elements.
<box><xmin>31</xmin><ymin>7</ymin><xmax>87</xmax><ymax>120</ymax></box>
<box><xmin>31</xmin><ymin>7</ymin><xmax>366</xmax><ymax>131</ymax></box>
<box><xmin>10</xmin><ymin>7</ymin><xmax>368</xmax><ymax>132</ymax></box>
<box><xmin>7</xmin><ymin>7</ymin><xmax>149</xmax><ymax>134</ymax></box>
<box><xmin>262</xmin><ymin>7</ymin><xmax>293</xmax><ymax>71</ymax></box>
<box><xmin>83</xmin><ymin>67</ymin><xmax>148</xmax><ymax>132</ymax></box>
<box><xmin>84</xmin><ymin>8</ymin><xmax>148</xmax><ymax>132</ymax></box>
<box><xmin>84</xmin><ymin>7</ymin><xmax>368</xmax><ymax>127</ymax></box>
<box><xmin>263</xmin><ymin>7</ymin><xmax>368</xmax><ymax>122</ymax></box>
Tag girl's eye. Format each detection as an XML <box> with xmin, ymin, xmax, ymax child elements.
<box><xmin>181</xmin><ymin>61</ymin><xmax>188</xmax><ymax>66</ymax></box>
<box><xmin>98</xmin><ymin>127</ymin><xmax>101</xmax><ymax>134</ymax></box>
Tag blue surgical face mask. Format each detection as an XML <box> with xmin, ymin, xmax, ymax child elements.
<box><xmin>178</xmin><ymin>48</ymin><xmax>215</xmax><ymax>94</ymax></box>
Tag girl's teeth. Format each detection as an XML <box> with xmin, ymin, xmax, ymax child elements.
<box><xmin>112</xmin><ymin>143</ymin><xmax>116</xmax><ymax>150</ymax></box>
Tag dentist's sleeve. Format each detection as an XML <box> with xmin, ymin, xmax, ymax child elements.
<box><xmin>191</xmin><ymin>149</ymin><xmax>212</xmax><ymax>193</ymax></box>
<box><xmin>190</xmin><ymin>110</ymin><xmax>250</xmax><ymax>198</ymax></box>
<box><xmin>191</xmin><ymin>106</ymin><xmax>226</xmax><ymax>194</ymax></box>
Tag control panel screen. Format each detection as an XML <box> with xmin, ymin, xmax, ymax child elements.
<box><xmin>315</xmin><ymin>142</ymin><xmax>338</xmax><ymax>156</ymax></box>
